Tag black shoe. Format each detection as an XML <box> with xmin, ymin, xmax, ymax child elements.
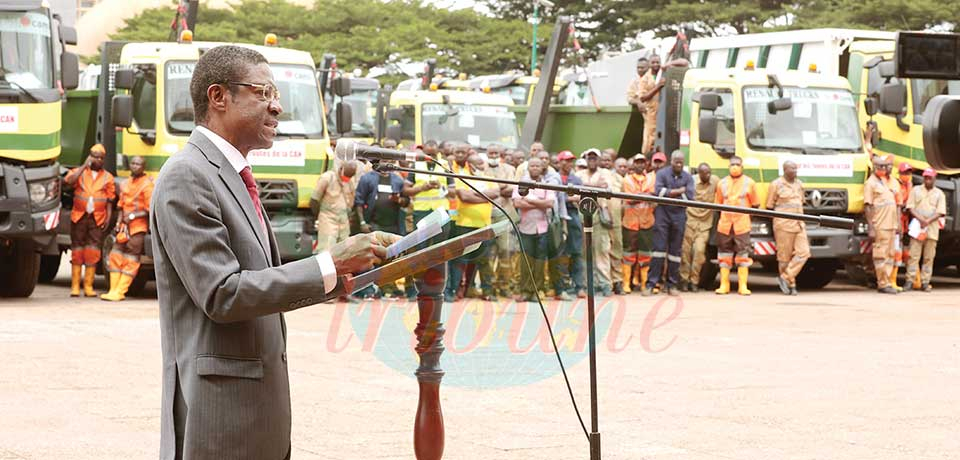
<box><xmin>689</xmin><ymin>283</ymin><xmax>700</xmax><ymax>293</ymax></box>
<box><xmin>776</xmin><ymin>275</ymin><xmax>791</xmax><ymax>295</ymax></box>
<box><xmin>789</xmin><ymin>287</ymin><xmax>798</xmax><ymax>296</ymax></box>
<box><xmin>678</xmin><ymin>283</ymin><xmax>689</xmax><ymax>292</ymax></box>
<box><xmin>878</xmin><ymin>287</ymin><xmax>898</xmax><ymax>294</ymax></box>
<box><xmin>639</xmin><ymin>287</ymin><xmax>652</xmax><ymax>297</ymax></box>
<box><xmin>613</xmin><ymin>282</ymin><xmax>623</xmax><ymax>295</ymax></box>
<box><xmin>921</xmin><ymin>284</ymin><xmax>932</xmax><ymax>292</ymax></box>
<box><xmin>667</xmin><ymin>286</ymin><xmax>680</xmax><ymax>296</ymax></box>
<box><xmin>901</xmin><ymin>282</ymin><xmax>913</xmax><ymax>292</ymax></box>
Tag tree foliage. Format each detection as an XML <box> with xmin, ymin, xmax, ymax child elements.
<box><xmin>109</xmin><ymin>0</ymin><xmax>550</xmax><ymax>81</ymax></box>
<box><xmin>484</xmin><ymin>0</ymin><xmax>960</xmax><ymax>54</ymax></box>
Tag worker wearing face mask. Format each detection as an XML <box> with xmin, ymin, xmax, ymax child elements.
<box><xmin>714</xmin><ymin>156</ymin><xmax>759</xmax><ymax>295</ymax></box>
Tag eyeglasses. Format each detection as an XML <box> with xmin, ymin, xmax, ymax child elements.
<box><xmin>227</xmin><ymin>81</ymin><xmax>280</xmax><ymax>101</ymax></box>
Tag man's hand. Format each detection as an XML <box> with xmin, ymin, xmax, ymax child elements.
<box><xmin>867</xmin><ymin>227</ymin><xmax>876</xmax><ymax>241</ymax></box>
<box><xmin>329</xmin><ymin>231</ymin><xmax>402</xmax><ymax>275</ymax></box>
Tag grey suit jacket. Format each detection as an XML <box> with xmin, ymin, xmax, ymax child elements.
<box><xmin>151</xmin><ymin>131</ymin><xmax>330</xmax><ymax>460</ymax></box>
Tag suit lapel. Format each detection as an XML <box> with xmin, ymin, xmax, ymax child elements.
<box><xmin>263</xmin><ymin>204</ymin><xmax>281</xmax><ymax>267</ymax></box>
<box><xmin>188</xmin><ymin>131</ymin><xmax>271</xmax><ymax>262</ymax></box>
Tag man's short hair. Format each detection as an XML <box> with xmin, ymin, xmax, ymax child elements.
<box><xmin>637</xmin><ymin>57</ymin><xmax>649</xmax><ymax>64</ymax></box>
<box><xmin>729</xmin><ymin>155</ymin><xmax>743</xmax><ymax>164</ymax></box>
<box><xmin>424</xmin><ymin>139</ymin><xmax>438</xmax><ymax>147</ymax></box>
<box><xmin>698</xmin><ymin>162</ymin><xmax>710</xmax><ymax>170</ymax></box>
<box><xmin>190</xmin><ymin>45</ymin><xmax>269</xmax><ymax>123</ymax></box>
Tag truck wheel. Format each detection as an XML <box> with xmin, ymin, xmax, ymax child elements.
<box><xmin>843</xmin><ymin>261</ymin><xmax>871</xmax><ymax>286</ymax></box>
<box><xmin>0</xmin><ymin>240</ymin><xmax>41</xmax><ymax>298</ymax></box>
<box><xmin>697</xmin><ymin>245</ymin><xmax>719</xmax><ymax>290</ymax></box>
<box><xmin>127</xmin><ymin>272</ymin><xmax>149</xmax><ymax>297</ymax></box>
<box><xmin>796</xmin><ymin>260</ymin><xmax>837</xmax><ymax>290</ymax></box>
<box><xmin>38</xmin><ymin>253</ymin><xmax>62</xmax><ymax>283</ymax></box>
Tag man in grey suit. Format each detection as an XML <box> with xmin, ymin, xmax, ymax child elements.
<box><xmin>151</xmin><ymin>45</ymin><xmax>399</xmax><ymax>460</ymax></box>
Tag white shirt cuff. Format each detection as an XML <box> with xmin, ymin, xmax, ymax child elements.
<box><xmin>314</xmin><ymin>251</ymin><xmax>338</xmax><ymax>294</ymax></box>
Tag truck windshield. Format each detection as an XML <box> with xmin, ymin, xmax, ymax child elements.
<box><xmin>911</xmin><ymin>79</ymin><xmax>960</xmax><ymax>118</ymax></box>
<box><xmin>165</xmin><ymin>61</ymin><xmax>325</xmax><ymax>137</ymax></box>
<box><xmin>743</xmin><ymin>86</ymin><xmax>861</xmax><ymax>153</ymax></box>
<box><xmin>0</xmin><ymin>10</ymin><xmax>53</xmax><ymax>89</ymax></box>
<box><xmin>421</xmin><ymin>103</ymin><xmax>519</xmax><ymax>149</ymax></box>
<box><xmin>490</xmin><ymin>86</ymin><xmax>529</xmax><ymax>106</ymax></box>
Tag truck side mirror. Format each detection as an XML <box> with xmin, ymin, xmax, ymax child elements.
<box><xmin>386</xmin><ymin>108</ymin><xmax>404</xmax><ymax>121</ymax></box>
<box><xmin>698</xmin><ymin>92</ymin><xmax>722</xmax><ymax>111</ymax></box>
<box><xmin>385</xmin><ymin>124</ymin><xmax>403</xmax><ymax>142</ymax></box>
<box><xmin>864</xmin><ymin>96</ymin><xmax>878</xmax><ymax>116</ymax></box>
<box><xmin>879</xmin><ymin>82</ymin><xmax>907</xmax><ymax>115</ymax></box>
<box><xmin>767</xmin><ymin>97</ymin><xmax>792</xmax><ymax>114</ymax></box>
<box><xmin>878</xmin><ymin>60</ymin><xmax>896</xmax><ymax>79</ymax></box>
<box><xmin>59</xmin><ymin>25</ymin><xmax>77</xmax><ymax>45</ymax></box>
<box><xmin>698</xmin><ymin>112</ymin><xmax>718</xmax><ymax>145</ymax></box>
<box><xmin>332</xmin><ymin>77</ymin><xmax>351</xmax><ymax>97</ymax></box>
<box><xmin>112</xmin><ymin>94</ymin><xmax>134</xmax><ymax>128</ymax></box>
<box><xmin>61</xmin><ymin>52</ymin><xmax>79</xmax><ymax>90</ymax></box>
<box><xmin>335</xmin><ymin>102</ymin><xmax>352</xmax><ymax>135</ymax></box>
<box><xmin>114</xmin><ymin>69</ymin><xmax>135</xmax><ymax>90</ymax></box>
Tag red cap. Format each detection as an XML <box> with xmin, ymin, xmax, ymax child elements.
<box><xmin>557</xmin><ymin>150</ymin><xmax>576</xmax><ymax>161</ymax></box>
<box><xmin>923</xmin><ymin>168</ymin><xmax>937</xmax><ymax>178</ymax></box>
<box><xmin>652</xmin><ymin>152</ymin><xmax>667</xmax><ymax>162</ymax></box>
<box><xmin>898</xmin><ymin>162</ymin><xmax>913</xmax><ymax>173</ymax></box>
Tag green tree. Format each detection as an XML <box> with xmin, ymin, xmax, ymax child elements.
<box><xmin>108</xmin><ymin>0</ymin><xmax>546</xmax><ymax>80</ymax></box>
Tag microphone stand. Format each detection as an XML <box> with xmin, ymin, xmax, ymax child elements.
<box><xmin>375</xmin><ymin>162</ymin><xmax>854</xmax><ymax>460</ymax></box>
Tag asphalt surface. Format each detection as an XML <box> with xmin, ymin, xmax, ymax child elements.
<box><xmin>1</xmin><ymin>258</ymin><xmax>958</xmax><ymax>459</ymax></box>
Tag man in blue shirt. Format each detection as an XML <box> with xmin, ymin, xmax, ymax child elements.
<box><xmin>643</xmin><ymin>150</ymin><xmax>694</xmax><ymax>296</ymax></box>
<box><xmin>557</xmin><ymin>150</ymin><xmax>586</xmax><ymax>298</ymax></box>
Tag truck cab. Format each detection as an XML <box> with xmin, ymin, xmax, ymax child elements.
<box><xmin>678</xmin><ymin>68</ymin><xmax>871</xmax><ymax>288</ymax></box>
<box><xmin>385</xmin><ymin>89</ymin><xmax>520</xmax><ymax>150</ymax></box>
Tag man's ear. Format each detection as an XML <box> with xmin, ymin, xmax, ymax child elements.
<box><xmin>206</xmin><ymin>84</ymin><xmax>228</xmax><ymax>115</ymax></box>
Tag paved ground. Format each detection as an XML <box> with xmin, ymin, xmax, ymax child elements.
<box><xmin>1</xmin><ymin>259</ymin><xmax>959</xmax><ymax>460</ymax></box>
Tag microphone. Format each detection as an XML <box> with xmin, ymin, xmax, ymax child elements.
<box><xmin>335</xmin><ymin>140</ymin><xmax>432</xmax><ymax>163</ymax></box>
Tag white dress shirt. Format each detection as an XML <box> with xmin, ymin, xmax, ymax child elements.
<box><xmin>196</xmin><ymin>126</ymin><xmax>338</xmax><ymax>294</ymax></box>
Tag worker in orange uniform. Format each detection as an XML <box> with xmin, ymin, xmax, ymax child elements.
<box><xmin>620</xmin><ymin>158</ymin><xmax>655</xmax><ymax>293</ymax></box>
<box><xmin>64</xmin><ymin>144</ymin><xmax>116</xmax><ymax>297</ymax></box>
<box><xmin>893</xmin><ymin>162</ymin><xmax>914</xmax><ymax>291</ymax></box>
<box><xmin>101</xmin><ymin>155</ymin><xmax>154</xmax><ymax>301</ymax></box>
<box><xmin>767</xmin><ymin>160</ymin><xmax>809</xmax><ymax>295</ymax></box>
<box><xmin>714</xmin><ymin>156</ymin><xmax>759</xmax><ymax>295</ymax></box>
<box><xmin>863</xmin><ymin>155</ymin><xmax>900</xmax><ymax>294</ymax></box>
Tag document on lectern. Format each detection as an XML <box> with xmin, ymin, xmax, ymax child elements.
<box><xmin>335</xmin><ymin>219</ymin><xmax>511</xmax><ymax>295</ymax></box>
<box><xmin>386</xmin><ymin>208</ymin><xmax>451</xmax><ymax>259</ymax></box>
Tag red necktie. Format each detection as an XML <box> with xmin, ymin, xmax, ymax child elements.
<box><xmin>239</xmin><ymin>166</ymin><xmax>266</xmax><ymax>233</ymax></box>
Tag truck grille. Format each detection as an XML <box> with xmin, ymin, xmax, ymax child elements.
<box><xmin>257</xmin><ymin>179</ymin><xmax>298</xmax><ymax>210</ymax></box>
<box><xmin>804</xmin><ymin>189</ymin><xmax>847</xmax><ymax>213</ymax></box>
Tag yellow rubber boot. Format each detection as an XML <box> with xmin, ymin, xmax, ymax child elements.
<box><xmin>890</xmin><ymin>266</ymin><xmax>902</xmax><ymax>292</ymax></box>
<box><xmin>102</xmin><ymin>274</ymin><xmax>133</xmax><ymax>301</ymax></box>
<box><xmin>913</xmin><ymin>271</ymin><xmax>922</xmax><ymax>290</ymax></box>
<box><xmin>737</xmin><ymin>266</ymin><xmax>752</xmax><ymax>296</ymax></box>
<box><xmin>83</xmin><ymin>266</ymin><xmax>97</xmax><ymax>297</ymax></box>
<box><xmin>70</xmin><ymin>265</ymin><xmax>82</xmax><ymax>297</ymax></box>
<box><xmin>632</xmin><ymin>263</ymin><xmax>641</xmax><ymax>286</ymax></box>
<box><xmin>100</xmin><ymin>272</ymin><xmax>121</xmax><ymax>301</ymax></box>
<box><xmin>715</xmin><ymin>267</ymin><xmax>731</xmax><ymax>295</ymax></box>
<box><xmin>639</xmin><ymin>266</ymin><xmax>649</xmax><ymax>290</ymax></box>
<box><xmin>621</xmin><ymin>264</ymin><xmax>633</xmax><ymax>294</ymax></box>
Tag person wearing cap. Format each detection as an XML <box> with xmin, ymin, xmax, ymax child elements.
<box><xmin>644</xmin><ymin>150</ymin><xmax>694</xmax><ymax>296</ymax></box>
<box><xmin>714</xmin><ymin>155</ymin><xmax>759</xmax><ymax>295</ymax></box>
<box><xmin>101</xmin><ymin>155</ymin><xmax>154</xmax><ymax>302</ymax></box>
<box><xmin>863</xmin><ymin>154</ymin><xmax>901</xmax><ymax>294</ymax></box>
<box><xmin>621</xmin><ymin>157</ymin><xmax>655</xmax><ymax>293</ymax></box>
<box><xmin>576</xmin><ymin>148</ymin><xmax>615</xmax><ymax>296</ymax></box>
<box><xmin>64</xmin><ymin>143</ymin><xmax>116</xmax><ymax>297</ymax></box>
<box><xmin>557</xmin><ymin>150</ymin><xmax>586</xmax><ymax>297</ymax></box>
<box><xmin>766</xmin><ymin>160</ymin><xmax>809</xmax><ymax>296</ymax></box>
<box><xmin>894</xmin><ymin>162</ymin><xmax>914</xmax><ymax>290</ymax></box>
<box><xmin>602</xmin><ymin>148</ymin><xmax>626</xmax><ymax>294</ymax></box>
<box><xmin>679</xmin><ymin>162</ymin><xmax>718</xmax><ymax>292</ymax></box>
<box><xmin>904</xmin><ymin>168</ymin><xmax>946</xmax><ymax>292</ymax></box>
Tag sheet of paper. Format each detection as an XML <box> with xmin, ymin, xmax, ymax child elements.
<box><xmin>908</xmin><ymin>218</ymin><xmax>923</xmax><ymax>239</ymax></box>
<box><xmin>386</xmin><ymin>209</ymin><xmax>451</xmax><ymax>259</ymax></box>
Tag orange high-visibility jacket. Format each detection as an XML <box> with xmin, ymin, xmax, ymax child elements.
<box><xmin>69</xmin><ymin>168</ymin><xmax>116</xmax><ymax>226</ymax></box>
<box><xmin>715</xmin><ymin>175</ymin><xmax>758</xmax><ymax>235</ymax></box>
<box><xmin>118</xmin><ymin>175</ymin><xmax>155</xmax><ymax>235</ymax></box>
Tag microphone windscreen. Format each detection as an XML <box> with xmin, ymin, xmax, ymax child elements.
<box><xmin>335</xmin><ymin>140</ymin><xmax>356</xmax><ymax>162</ymax></box>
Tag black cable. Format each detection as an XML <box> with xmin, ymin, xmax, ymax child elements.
<box><xmin>425</xmin><ymin>156</ymin><xmax>590</xmax><ymax>440</ymax></box>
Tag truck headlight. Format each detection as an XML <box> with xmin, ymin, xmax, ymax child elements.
<box><xmin>28</xmin><ymin>178</ymin><xmax>60</xmax><ymax>206</ymax></box>
<box><xmin>854</xmin><ymin>220</ymin><xmax>870</xmax><ymax>235</ymax></box>
<box><xmin>751</xmin><ymin>221</ymin><xmax>771</xmax><ymax>236</ymax></box>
